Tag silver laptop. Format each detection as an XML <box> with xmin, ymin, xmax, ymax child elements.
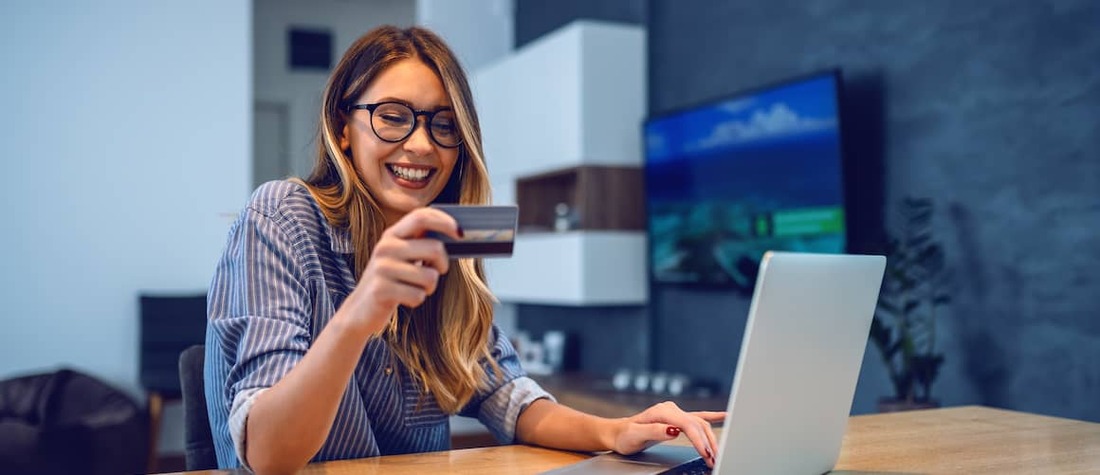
<box><xmin>543</xmin><ymin>251</ymin><xmax>886</xmax><ymax>475</ymax></box>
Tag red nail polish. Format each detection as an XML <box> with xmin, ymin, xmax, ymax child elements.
<box><xmin>666</xmin><ymin>426</ymin><xmax>680</xmax><ymax>437</ymax></box>
<box><xmin>457</xmin><ymin>226</ymin><xmax>465</xmax><ymax>238</ymax></box>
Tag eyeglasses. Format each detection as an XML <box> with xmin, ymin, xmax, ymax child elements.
<box><xmin>351</xmin><ymin>101</ymin><xmax>463</xmax><ymax>148</ymax></box>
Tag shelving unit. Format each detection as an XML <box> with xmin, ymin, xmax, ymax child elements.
<box><xmin>473</xmin><ymin>20</ymin><xmax>647</xmax><ymax>305</ymax></box>
<box><xmin>486</xmin><ymin>231</ymin><xmax>647</xmax><ymax>305</ymax></box>
<box><xmin>516</xmin><ymin>165</ymin><xmax>643</xmax><ymax>232</ymax></box>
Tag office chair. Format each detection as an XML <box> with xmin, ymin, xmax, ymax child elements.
<box><xmin>139</xmin><ymin>293</ymin><xmax>207</xmax><ymax>471</ymax></box>
<box><xmin>179</xmin><ymin>345</ymin><xmax>217</xmax><ymax>470</ymax></box>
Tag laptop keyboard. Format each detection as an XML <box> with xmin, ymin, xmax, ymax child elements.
<box><xmin>658</xmin><ymin>457</ymin><xmax>711</xmax><ymax>475</ymax></box>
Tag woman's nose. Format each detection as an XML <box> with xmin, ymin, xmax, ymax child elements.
<box><xmin>403</xmin><ymin>118</ymin><xmax>434</xmax><ymax>155</ymax></box>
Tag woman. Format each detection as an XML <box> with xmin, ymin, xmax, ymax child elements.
<box><xmin>205</xmin><ymin>25</ymin><xmax>722</xmax><ymax>473</ymax></box>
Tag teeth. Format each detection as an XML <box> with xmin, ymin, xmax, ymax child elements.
<box><xmin>389</xmin><ymin>164</ymin><xmax>431</xmax><ymax>181</ymax></box>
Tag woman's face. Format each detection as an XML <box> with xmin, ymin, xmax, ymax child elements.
<box><xmin>343</xmin><ymin>58</ymin><xmax>460</xmax><ymax>225</ymax></box>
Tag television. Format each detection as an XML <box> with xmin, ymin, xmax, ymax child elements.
<box><xmin>644</xmin><ymin>70</ymin><xmax>847</xmax><ymax>290</ymax></box>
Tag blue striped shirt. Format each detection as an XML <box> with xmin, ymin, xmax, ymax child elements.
<box><xmin>204</xmin><ymin>180</ymin><xmax>552</xmax><ymax>469</ymax></box>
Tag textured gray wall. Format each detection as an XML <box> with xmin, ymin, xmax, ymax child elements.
<box><xmin>514</xmin><ymin>0</ymin><xmax>646</xmax><ymax>48</ymax></box>
<box><xmin>648</xmin><ymin>0</ymin><xmax>1100</xmax><ymax>420</ymax></box>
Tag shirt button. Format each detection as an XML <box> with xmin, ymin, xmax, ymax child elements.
<box><xmin>384</xmin><ymin>366</ymin><xmax>393</xmax><ymax>376</ymax></box>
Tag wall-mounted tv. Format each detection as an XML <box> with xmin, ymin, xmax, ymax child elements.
<box><xmin>644</xmin><ymin>70</ymin><xmax>847</xmax><ymax>290</ymax></box>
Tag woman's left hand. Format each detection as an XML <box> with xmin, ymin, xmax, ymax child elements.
<box><xmin>609</xmin><ymin>401</ymin><xmax>725</xmax><ymax>468</ymax></box>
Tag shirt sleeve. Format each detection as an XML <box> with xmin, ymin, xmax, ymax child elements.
<box><xmin>458</xmin><ymin>326</ymin><xmax>556</xmax><ymax>444</ymax></box>
<box><xmin>207</xmin><ymin>205</ymin><xmax>313</xmax><ymax>467</ymax></box>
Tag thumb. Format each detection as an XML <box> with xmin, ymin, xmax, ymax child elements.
<box><xmin>617</xmin><ymin>423</ymin><xmax>681</xmax><ymax>455</ymax></box>
<box><xmin>645</xmin><ymin>423</ymin><xmax>681</xmax><ymax>442</ymax></box>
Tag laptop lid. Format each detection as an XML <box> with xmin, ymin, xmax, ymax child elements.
<box><xmin>541</xmin><ymin>251</ymin><xmax>885</xmax><ymax>475</ymax></box>
<box><xmin>712</xmin><ymin>251</ymin><xmax>885</xmax><ymax>474</ymax></box>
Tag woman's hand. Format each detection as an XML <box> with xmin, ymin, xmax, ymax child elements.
<box><xmin>342</xmin><ymin>207</ymin><xmax>462</xmax><ymax>338</ymax></box>
<box><xmin>610</xmin><ymin>401</ymin><xmax>725</xmax><ymax>468</ymax></box>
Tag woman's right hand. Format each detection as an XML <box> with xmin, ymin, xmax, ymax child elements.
<box><xmin>342</xmin><ymin>207</ymin><xmax>462</xmax><ymax>338</ymax></box>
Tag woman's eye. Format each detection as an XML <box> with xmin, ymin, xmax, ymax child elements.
<box><xmin>432</xmin><ymin>120</ymin><xmax>456</xmax><ymax>135</ymax></box>
<box><xmin>380</xmin><ymin>114</ymin><xmax>410</xmax><ymax>125</ymax></box>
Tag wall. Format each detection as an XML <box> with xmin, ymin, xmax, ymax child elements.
<box><xmin>515</xmin><ymin>0</ymin><xmax>646</xmax><ymax>48</ymax></box>
<box><xmin>417</xmin><ymin>0</ymin><xmax>514</xmax><ymax>74</ymax></box>
<box><xmin>252</xmin><ymin>0</ymin><xmax>414</xmax><ymax>182</ymax></box>
<box><xmin>0</xmin><ymin>0</ymin><xmax>251</xmax><ymax>453</ymax></box>
<box><xmin>648</xmin><ymin>0</ymin><xmax>1100</xmax><ymax>420</ymax></box>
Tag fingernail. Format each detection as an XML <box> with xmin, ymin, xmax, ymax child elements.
<box><xmin>457</xmin><ymin>225</ymin><xmax>465</xmax><ymax>238</ymax></box>
<box><xmin>706</xmin><ymin>447</ymin><xmax>713</xmax><ymax>460</ymax></box>
<box><xmin>665</xmin><ymin>426</ymin><xmax>680</xmax><ymax>437</ymax></box>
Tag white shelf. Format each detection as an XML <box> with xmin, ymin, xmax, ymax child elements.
<box><xmin>473</xmin><ymin>20</ymin><xmax>648</xmax><ymax>306</ymax></box>
<box><xmin>486</xmin><ymin>231</ymin><xmax>648</xmax><ymax>306</ymax></box>
<box><xmin>473</xmin><ymin>20</ymin><xmax>646</xmax><ymax>205</ymax></box>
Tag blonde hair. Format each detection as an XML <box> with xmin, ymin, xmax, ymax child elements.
<box><xmin>293</xmin><ymin>26</ymin><xmax>496</xmax><ymax>413</ymax></box>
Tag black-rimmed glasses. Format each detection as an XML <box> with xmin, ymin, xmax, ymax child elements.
<box><xmin>351</xmin><ymin>102</ymin><xmax>463</xmax><ymax>148</ymax></box>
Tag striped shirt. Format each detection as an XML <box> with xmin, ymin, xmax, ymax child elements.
<box><xmin>204</xmin><ymin>180</ymin><xmax>553</xmax><ymax>469</ymax></box>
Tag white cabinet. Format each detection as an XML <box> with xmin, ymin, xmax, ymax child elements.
<box><xmin>486</xmin><ymin>231</ymin><xmax>647</xmax><ymax>305</ymax></box>
<box><xmin>473</xmin><ymin>20</ymin><xmax>647</xmax><ymax>305</ymax></box>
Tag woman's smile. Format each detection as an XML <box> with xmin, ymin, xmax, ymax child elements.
<box><xmin>385</xmin><ymin>163</ymin><xmax>437</xmax><ymax>189</ymax></box>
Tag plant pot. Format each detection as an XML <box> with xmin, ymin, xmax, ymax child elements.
<box><xmin>876</xmin><ymin>397</ymin><xmax>941</xmax><ymax>413</ymax></box>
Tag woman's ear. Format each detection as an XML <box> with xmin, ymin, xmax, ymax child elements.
<box><xmin>339</xmin><ymin>124</ymin><xmax>351</xmax><ymax>151</ymax></box>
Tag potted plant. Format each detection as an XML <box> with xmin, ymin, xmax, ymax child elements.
<box><xmin>869</xmin><ymin>197</ymin><xmax>951</xmax><ymax>412</ymax></box>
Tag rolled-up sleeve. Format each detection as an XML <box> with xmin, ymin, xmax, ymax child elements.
<box><xmin>207</xmin><ymin>205</ymin><xmax>313</xmax><ymax>466</ymax></box>
<box><xmin>458</xmin><ymin>326</ymin><xmax>555</xmax><ymax>444</ymax></box>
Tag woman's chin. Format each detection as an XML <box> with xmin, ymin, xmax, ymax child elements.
<box><xmin>381</xmin><ymin>193</ymin><xmax>437</xmax><ymax>217</ymax></box>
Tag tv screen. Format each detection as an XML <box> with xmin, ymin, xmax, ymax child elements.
<box><xmin>644</xmin><ymin>70</ymin><xmax>847</xmax><ymax>290</ymax></box>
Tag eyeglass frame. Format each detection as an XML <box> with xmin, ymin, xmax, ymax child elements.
<box><xmin>350</xmin><ymin>101</ymin><xmax>464</xmax><ymax>149</ymax></box>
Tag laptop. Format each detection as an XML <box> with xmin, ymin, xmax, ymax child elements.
<box><xmin>543</xmin><ymin>251</ymin><xmax>886</xmax><ymax>475</ymax></box>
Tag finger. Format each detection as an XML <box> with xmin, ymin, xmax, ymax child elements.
<box><xmin>396</xmin><ymin>281</ymin><xmax>429</xmax><ymax>307</ymax></box>
<box><xmin>387</xmin><ymin>280</ymin><xmax>430</xmax><ymax>308</ymax></box>
<box><xmin>699</xmin><ymin>418</ymin><xmax>719</xmax><ymax>467</ymax></box>
<box><xmin>682</xmin><ymin>422</ymin><xmax>714</xmax><ymax>468</ymax></box>
<box><xmin>385</xmin><ymin>208</ymin><xmax>461</xmax><ymax>240</ymax></box>
<box><xmin>398</xmin><ymin>239</ymin><xmax>448</xmax><ymax>272</ymax></box>
<box><xmin>690</xmin><ymin>411</ymin><xmax>727</xmax><ymax>423</ymax></box>
<box><xmin>618</xmin><ymin>423</ymin><xmax>679</xmax><ymax>455</ymax></box>
<box><xmin>649</xmin><ymin>403</ymin><xmax>714</xmax><ymax>467</ymax></box>
<box><xmin>632</xmin><ymin>401</ymin><xmax>682</xmax><ymax>424</ymax></box>
<box><xmin>376</xmin><ymin>238</ymin><xmax>450</xmax><ymax>275</ymax></box>
<box><xmin>375</xmin><ymin>259</ymin><xmax>441</xmax><ymax>295</ymax></box>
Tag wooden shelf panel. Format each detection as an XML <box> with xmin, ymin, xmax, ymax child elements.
<box><xmin>516</xmin><ymin>165</ymin><xmax>643</xmax><ymax>232</ymax></box>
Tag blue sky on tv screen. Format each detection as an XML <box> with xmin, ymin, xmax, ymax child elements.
<box><xmin>644</xmin><ymin>74</ymin><xmax>842</xmax><ymax>206</ymax></box>
<box><xmin>645</xmin><ymin>74</ymin><xmax>839</xmax><ymax>163</ymax></box>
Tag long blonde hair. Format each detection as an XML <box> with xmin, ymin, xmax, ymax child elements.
<box><xmin>294</xmin><ymin>26</ymin><xmax>496</xmax><ymax>413</ymax></box>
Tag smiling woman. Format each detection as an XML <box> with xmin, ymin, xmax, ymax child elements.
<box><xmin>203</xmin><ymin>25</ymin><xmax>723</xmax><ymax>474</ymax></box>
<box><xmin>341</xmin><ymin>59</ymin><xmax>464</xmax><ymax>225</ymax></box>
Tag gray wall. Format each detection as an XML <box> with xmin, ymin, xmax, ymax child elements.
<box><xmin>648</xmin><ymin>0</ymin><xmax>1100</xmax><ymax>421</ymax></box>
<box><xmin>514</xmin><ymin>0</ymin><xmax>645</xmax><ymax>48</ymax></box>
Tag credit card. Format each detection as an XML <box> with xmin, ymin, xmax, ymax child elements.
<box><xmin>428</xmin><ymin>204</ymin><xmax>518</xmax><ymax>258</ymax></box>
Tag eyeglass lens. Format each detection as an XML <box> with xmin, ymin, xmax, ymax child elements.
<box><xmin>370</xmin><ymin>102</ymin><xmax>460</xmax><ymax>147</ymax></box>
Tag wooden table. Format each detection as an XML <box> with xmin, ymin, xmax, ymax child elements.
<box><xmin>167</xmin><ymin>406</ymin><xmax>1100</xmax><ymax>474</ymax></box>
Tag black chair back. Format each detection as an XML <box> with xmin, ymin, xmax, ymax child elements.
<box><xmin>179</xmin><ymin>345</ymin><xmax>217</xmax><ymax>470</ymax></box>
<box><xmin>140</xmin><ymin>294</ymin><xmax>208</xmax><ymax>397</ymax></box>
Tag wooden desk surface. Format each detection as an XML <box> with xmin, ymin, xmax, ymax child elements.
<box><xmin>170</xmin><ymin>406</ymin><xmax>1100</xmax><ymax>474</ymax></box>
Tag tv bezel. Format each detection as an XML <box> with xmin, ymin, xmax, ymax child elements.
<box><xmin>641</xmin><ymin>68</ymin><xmax>849</xmax><ymax>290</ymax></box>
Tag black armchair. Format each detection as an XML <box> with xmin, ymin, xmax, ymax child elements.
<box><xmin>0</xmin><ymin>368</ymin><xmax>148</xmax><ymax>475</ymax></box>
